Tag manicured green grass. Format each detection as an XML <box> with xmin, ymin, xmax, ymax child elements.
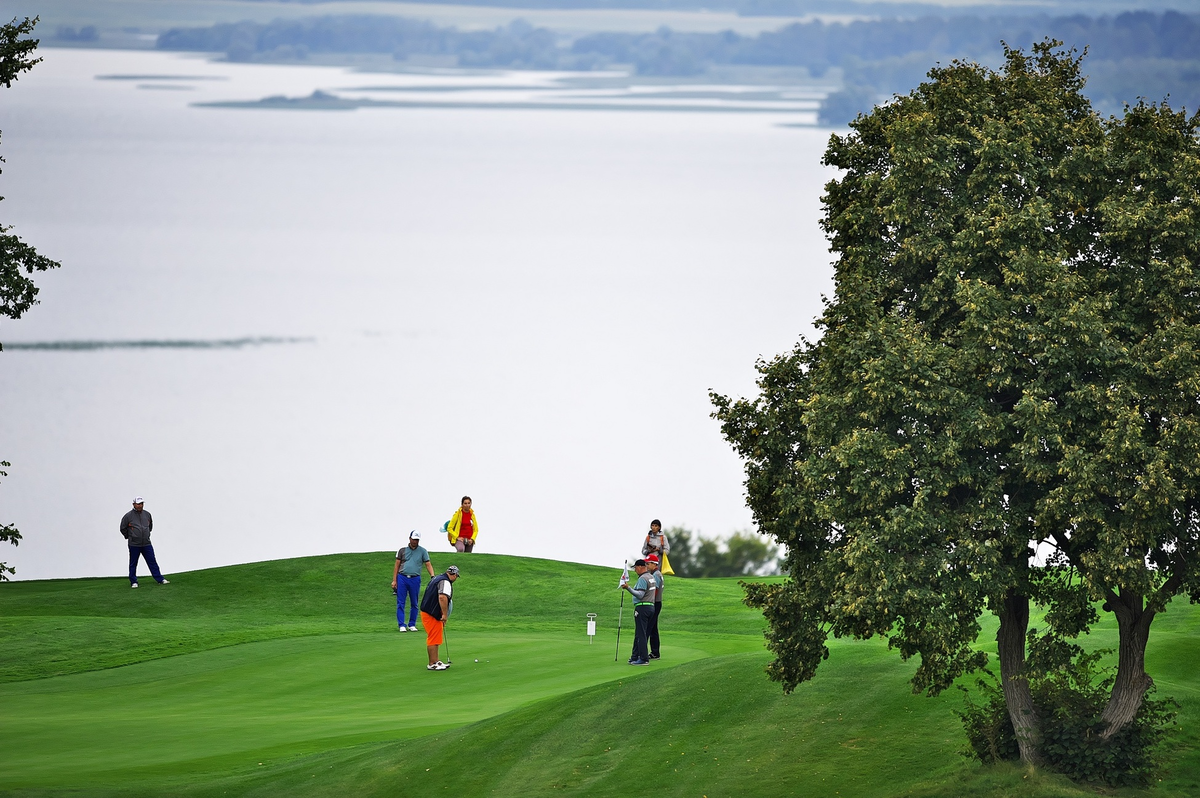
<box><xmin>0</xmin><ymin>632</ymin><xmax>708</xmax><ymax>787</ymax></box>
<box><xmin>2</xmin><ymin>553</ymin><xmax>1200</xmax><ymax>797</ymax></box>
<box><xmin>0</xmin><ymin>553</ymin><xmax>765</xmax><ymax>682</ymax></box>
<box><xmin>0</xmin><ymin>553</ymin><xmax>767</xmax><ymax>791</ymax></box>
<box><xmin>161</xmin><ymin>647</ymin><xmax>967</xmax><ymax>798</ymax></box>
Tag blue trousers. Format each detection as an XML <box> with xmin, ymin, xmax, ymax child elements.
<box><xmin>397</xmin><ymin>574</ymin><xmax>421</xmax><ymax>628</ymax></box>
<box><xmin>128</xmin><ymin>544</ymin><xmax>164</xmax><ymax>584</ymax></box>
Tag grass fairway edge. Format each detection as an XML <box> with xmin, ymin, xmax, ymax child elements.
<box><xmin>5</xmin><ymin>553</ymin><xmax>1200</xmax><ymax>797</ymax></box>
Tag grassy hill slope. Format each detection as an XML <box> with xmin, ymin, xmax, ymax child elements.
<box><xmin>0</xmin><ymin>552</ymin><xmax>765</xmax><ymax>682</ymax></box>
<box><xmin>3</xmin><ymin>553</ymin><xmax>1200</xmax><ymax>797</ymax></box>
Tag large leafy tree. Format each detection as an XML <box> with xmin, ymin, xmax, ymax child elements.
<box><xmin>713</xmin><ymin>42</ymin><xmax>1200</xmax><ymax>768</ymax></box>
<box><xmin>1</xmin><ymin>16</ymin><xmax>58</xmax><ymax>579</ymax></box>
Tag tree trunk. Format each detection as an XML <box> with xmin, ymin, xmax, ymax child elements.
<box><xmin>1100</xmin><ymin>589</ymin><xmax>1155</xmax><ymax>739</ymax></box>
<box><xmin>997</xmin><ymin>590</ymin><xmax>1041</xmax><ymax>765</ymax></box>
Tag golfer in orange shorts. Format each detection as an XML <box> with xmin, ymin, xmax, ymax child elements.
<box><xmin>419</xmin><ymin>564</ymin><xmax>459</xmax><ymax>670</ymax></box>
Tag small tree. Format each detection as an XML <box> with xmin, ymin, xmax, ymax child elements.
<box><xmin>713</xmin><ymin>42</ymin><xmax>1200</xmax><ymax>777</ymax></box>
<box><xmin>1</xmin><ymin>17</ymin><xmax>59</xmax><ymax>579</ymax></box>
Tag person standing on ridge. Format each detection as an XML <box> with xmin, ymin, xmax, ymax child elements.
<box><xmin>120</xmin><ymin>496</ymin><xmax>169</xmax><ymax>589</ymax></box>
<box><xmin>447</xmin><ymin>496</ymin><xmax>479</xmax><ymax>553</ymax></box>
<box><xmin>392</xmin><ymin>531</ymin><xmax>434</xmax><ymax>632</ymax></box>
<box><xmin>645</xmin><ymin>553</ymin><xmax>664</xmax><ymax>660</ymax></box>
<box><xmin>641</xmin><ymin>519</ymin><xmax>669</xmax><ymax>562</ymax></box>
<box><xmin>420</xmin><ymin>565</ymin><xmax>459</xmax><ymax>670</ymax></box>
<box><xmin>620</xmin><ymin>559</ymin><xmax>654</xmax><ymax>665</ymax></box>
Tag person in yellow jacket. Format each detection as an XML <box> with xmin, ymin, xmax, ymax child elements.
<box><xmin>446</xmin><ymin>496</ymin><xmax>480</xmax><ymax>553</ymax></box>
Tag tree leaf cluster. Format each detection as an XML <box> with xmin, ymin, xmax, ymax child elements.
<box><xmin>0</xmin><ymin>16</ymin><xmax>40</xmax><ymax>89</ymax></box>
<box><xmin>713</xmin><ymin>40</ymin><xmax>1200</xmax><ymax>776</ymax></box>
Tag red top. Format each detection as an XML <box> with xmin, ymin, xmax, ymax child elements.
<box><xmin>460</xmin><ymin>511</ymin><xmax>474</xmax><ymax>540</ymax></box>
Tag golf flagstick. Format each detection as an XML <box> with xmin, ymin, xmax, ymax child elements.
<box><xmin>614</xmin><ymin>560</ymin><xmax>628</xmax><ymax>662</ymax></box>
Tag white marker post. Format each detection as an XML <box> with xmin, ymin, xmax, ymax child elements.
<box><xmin>587</xmin><ymin>613</ymin><xmax>597</xmax><ymax>644</ymax></box>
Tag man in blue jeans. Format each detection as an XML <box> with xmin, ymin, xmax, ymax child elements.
<box><xmin>120</xmin><ymin>496</ymin><xmax>169</xmax><ymax>588</ymax></box>
<box><xmin>391</xmin><ymin>531</ymin><xmax>435</xmax><ymax>631</ymax></box>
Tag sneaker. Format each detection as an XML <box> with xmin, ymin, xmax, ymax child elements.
<box><xmin>398</xmin><ymin>626</ymin><xmax>407</xmax><ymax>632</ymax></box>
<box><xmin>408</xmin><ymin>625</ymin><xmax>418</xmax><ymax>631</ymax></box>
<box><xmin>159</xmin><ymin>579</ymin><xmax>170</xmax><ymax>585</ymax></box>
<box><xmin>649</xmin><ymin>654</ymin><xmax>660</xmax><ymax>660</ymax></box>
<box><xmin>630</xmin><ymin>659</ymin><xmax>649</xmax><ymax>666</ymax></box>
<box><xmin>438</xmin><ymin>660</ymin><xmax>451</xmax><ymax>669</ymax></box>
<box><xmin>131</xmin><ymin>582</ymin><xmax>139</xmax><ymax>589</ymax></box>
<box><xmin>429</xmin><ymin>661</ymin><xmax>449</xmax><ymax>671</ymax></box>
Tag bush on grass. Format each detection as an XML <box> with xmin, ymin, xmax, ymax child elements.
<box><xmin>957</xmin><ymin>648</ymin><xmax>1177</xmax><ymax>786</ymax></box>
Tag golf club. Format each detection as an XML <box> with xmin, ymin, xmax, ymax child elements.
<box><xmin>443</xmin><ymin>622</ymin><xmax>451</xmax><ymax>664</ymax></box>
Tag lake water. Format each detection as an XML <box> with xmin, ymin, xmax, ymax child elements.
<box><xmin>0</xmin><ymin>47</ymin><xmax>835</xmax><ymax>580</ymax></box>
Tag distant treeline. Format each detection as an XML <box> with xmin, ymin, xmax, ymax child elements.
<box><xmin>158</xmin><ymin>11</ymin><xmax>1200</xmax><ymax>119</ymax></box>
<box><xmin>158</xmin><ymin>17</ymin><xmax>569</xmax><ymax>70</ymax></box>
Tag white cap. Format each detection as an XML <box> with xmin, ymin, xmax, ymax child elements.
<box><xmin>133</xmin><ymin>496</ymin><xmax>144</xmax><ymax>504</ymax></box>
<box><xmin>409</xmin><ymin>530</ymin><xmax>421</xmax><ymax>540</ymax></box>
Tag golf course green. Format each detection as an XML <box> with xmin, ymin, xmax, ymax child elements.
<box><xmin>2</xmin><ymin>552</ymin><xmax>1199</xmax><ymax>797</ymax></box>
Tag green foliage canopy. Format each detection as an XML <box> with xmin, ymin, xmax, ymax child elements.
<box><xmin>713</xmin><ymin>41</ymin><xmax>1200</xmax><ymax>772</ymax></box>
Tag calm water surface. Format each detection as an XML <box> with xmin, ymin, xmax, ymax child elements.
<box><xmin>0</xmin><ymin>48</ymin><xmax>835</xmax><ymax>579</ymax></box>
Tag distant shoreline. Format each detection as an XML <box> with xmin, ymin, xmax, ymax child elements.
<box><xmin>194</xmin><ymin>88</ymin><xmax>821</xmax><ymax>116</ymax></box>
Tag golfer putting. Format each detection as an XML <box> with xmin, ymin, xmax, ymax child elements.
<box><xmin>419</xmin><ymin>564</ymin><xmax>459</xmax><ymax>671</ymax></box>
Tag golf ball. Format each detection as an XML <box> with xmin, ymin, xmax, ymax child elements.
<box><xmin>474</xmin><ymin>659</ymin><xmax>479</xmax><ymax>662</ymax></box>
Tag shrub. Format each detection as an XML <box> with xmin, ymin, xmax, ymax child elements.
<box><xmin>957</xmin><ymin>650</ymin><xmax>1177</xmax><ymax>786</ymax></box>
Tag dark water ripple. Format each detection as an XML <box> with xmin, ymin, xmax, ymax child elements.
<box><xmin>2</xmin><ymin>337</ymin><xmax>315</xmax><ymax>352</ymax></box>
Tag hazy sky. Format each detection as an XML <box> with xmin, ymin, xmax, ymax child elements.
<box><xmin>0</xmin><ymin>48</ymin><xmax>836</xmax><ymax>580</ymax></box>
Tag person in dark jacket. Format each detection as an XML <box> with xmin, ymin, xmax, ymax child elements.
<box><xmin>120</xmin><ymin>496</ymin><xmax>168</xmax><ymax>588</ymax></box>
<box><xmin>419</xmin><ymin>565</ymin><xmax>459</xmax><ymax>670</ymax></box>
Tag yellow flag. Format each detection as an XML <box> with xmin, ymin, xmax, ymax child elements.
<box><xmin>661</xmin><ymin>553</ymin><xmax>675</xmax><ymax>576</ymax></box>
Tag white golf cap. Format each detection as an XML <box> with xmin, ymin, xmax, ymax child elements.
<box><xmin>133</xmin><ymin>496</ymin><xmax>144</xmax><ymax>504</ymax></box>
<box><xmin>409</xmin><ymin>530</ymin><xmax>421</xmax><ymax>540</ymax></box>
